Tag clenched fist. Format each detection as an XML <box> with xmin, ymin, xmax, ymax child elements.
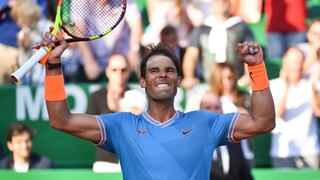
<box><xmin>237</xmin><ymin>41</ymin><xmax>264</xmax><ymax>66</ymax></box>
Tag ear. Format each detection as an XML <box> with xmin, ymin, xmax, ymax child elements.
<box><xmin>139</xmin><ymin>77</ymin><xmax>146</xmax><ymax>88</ymax></box>
<box><xmin>177</xmin><ymin>76</ymin><xmax>182</xmax><ymax>88</ymax></box>
<box><xmin>7</xmin><ymin>141</ymin><xmax>13</xmax><ymax>152</ymax></box>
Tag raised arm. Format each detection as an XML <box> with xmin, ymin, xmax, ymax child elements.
<box><xmin>43</xmin><ymin>30</ymin><xmax>100</xmax><ymax>142</ymax></box>
<box><xmin>233</xmin><ymin>42</ymin><xmax>275</xmax><ymax>141</ymax></box>
<box><xmin>181</xmin><ymin>47</ymin><xmax>200</xmax><ymax>89</ymax></box>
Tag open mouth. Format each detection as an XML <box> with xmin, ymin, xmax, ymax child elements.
<box><xmin>155</xmin><ymin>83</ymin><xmax>171</xmax><ymax>90</ymax></box>
<box><xmin>156</xmin><ymin>83</ymin><xmax>169</xmax><ymax>88</ymax></box>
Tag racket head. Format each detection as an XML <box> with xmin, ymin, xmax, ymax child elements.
<box><xmin>59</xmin><ymin>0</ymin><xmax>127</xmax><ymax>43</ymax></box>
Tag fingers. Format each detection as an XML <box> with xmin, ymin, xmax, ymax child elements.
<box><xmin>237</xmin><ymin>42</ymin><xmax>248</xmax><ymax>56</ymax></box>
<box><xmin>237</xmin><ymin>41</ymin><xmax>260</xmax><ymax>55</ymax></box>
<box><xmin>40</xmin><ymin>28</ymin><xmax>67</xmax><ymax>49</ymax></box>
<box><xmin>41</xmin><ymin>31</ymin><xmax>56</xmax><ymax>48</ymax></box>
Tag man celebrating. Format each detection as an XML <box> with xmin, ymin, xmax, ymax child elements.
<box><xmin>42</xmin><ymin>29</ymin><xmax>274</xmax><ymax>179</ymax></box>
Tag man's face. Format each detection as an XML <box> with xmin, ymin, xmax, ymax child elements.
<box><xmin>200</xmin><ymin>93</ymin><xmax>223</xmax><ymax>113</ymax></box>
<box><xmin>7</xmin><ymin>132</ymin><xmax>32</xmax><ymax>159</ymax></box>
<box><xmin>106</xmin><ymin>55</ymin><xmax>130</xmax><ymax>87</ymax></box>
<box><xmin>140</xmin><ymin>55</ymin><xmax>181</xmax><ymax>101</ymax></box>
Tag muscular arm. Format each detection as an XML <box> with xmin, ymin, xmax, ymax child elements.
<box><xmin>234</xmin><ymin>88</ymin><xmax>275</xmax><ymax>140</ymax></box>
<box><xmin>233</xmin><ymin>42</ymin><xmax>275</xmax><ymax>141</ymax></box>
<box><xmin>44</xmin><ymin>32</ymin><xmax>100</xmax><ymax>142</ymax></box>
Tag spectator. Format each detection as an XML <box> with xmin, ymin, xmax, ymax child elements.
<box><xmin>200</xmin><ymin>91</ymin><xmax>253</xmax><ymax>180</ymax></box>
<box><xmin>229</xmin><ymin>0</ymin><xmax>262</xmax><ymax>23</ymax></box>
<box><xmin>143</xmin><ymin>0</ymin><xmax>193</xmax><ymax>48</ymax></box>
<box><xmin>210</xmin><ymin>62</ymin><xmax>254</xmax><ymax>166</ymax></box>
<box><xmin>182</xmin><ymin>0</ymin><xmax>254</xmax><ymax>89</ymax></box>
<box><xmin>73</xmin><ymin>0</ymin><xmax>143</xmax><ymax>82</ymax></box>
<box><xmin>11</xmin><ymin>0</ymin><xmax>52</xmax><ymax>84</ymax></box>
<box><xmin>87</xmin><ymin>54</ymin><xmax>146</xmax><ymax>172</ymax></box>
<box><xmin>0</xmin><ymin>0</ymin><xmax>48</xmax><ymax>84</ymax></box>
<box><xmin>160</xmin><ymin>25</ymin><xmax>186</xmax><ymax>78</ymax></box>
<box><xmin>269</xmin><ymin>47</ymin><xmax>320</xmax><ymax>169</ymax></box>
<box><xmin>297</xmin><ymin>18</ymin><xmax>320</xmax><ymax>75</ymax></box>
<box><xmin>186</xmin><ymin>0</ymin><xmax>212</xmax><ymax>27</ymax></box>
<box><xmin>87</xmin><ymin>54</ymin><xmax>132</xmax><ymax>115</ymax></box>
<box><xmin>264</xmin><ymin>0</ymin><xmax>307</xmax><ymax>59</ymax></box>
<box><xmin>0</xmin><ymin>123</ymin><xmax>53</xmax><ymax>172</ymax></box>
<box><xmin>209</xmin><ymin>62</ymin><xmax>250</xmax><ymax>112</ymax></box>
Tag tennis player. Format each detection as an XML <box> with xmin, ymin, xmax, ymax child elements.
<box><xmin>42</xmin><ymin>32</ymin><xmax>275</xmax><ymax>179</ymax></box>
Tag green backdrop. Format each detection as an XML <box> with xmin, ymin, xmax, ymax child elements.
<box><xmin>0</xmin><ymin>81</ymin><xmax>282</xmax><ymax>168</ymax></box>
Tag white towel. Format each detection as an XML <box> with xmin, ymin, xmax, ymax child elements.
<box><xmin>204</xmin><ymin>16</ymin><xmax>243</xmax><ymax>63</ymax></box>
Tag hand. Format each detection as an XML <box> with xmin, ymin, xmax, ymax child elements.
<box><xmin>236</xmin><ymin>41</ymin><xmax>264</xmax><ymax>66</ymax></box>
<box><xmin>237</xmin><ymin>73</ymin><xmax>250</xmax><ymax>87</ymax></box>
<box><xmin>181</xmin><ymin>77</ymin><xmax>199</xmax><ymax>89</ymax></box>
<box><xmin>84</xmin><ymin>60</ymin><xmax>101</xmax><ymax>80</ymax></box>
<box><xmin>40</xmin><ymin>27</ymin><xmax>68</xmax><ymax>64</ymax></box>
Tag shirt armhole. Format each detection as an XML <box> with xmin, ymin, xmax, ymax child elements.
<box><xmin>92</xmin><ymin>115</ymin><xmax>107</xmax><ymax>147</ymax></box>
<box><xmin>227</xmin><ymin>113</ymin><xmax>240</xmax><ymax>144</ymax></box>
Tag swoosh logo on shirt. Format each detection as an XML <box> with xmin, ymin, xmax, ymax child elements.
<box><xmin>137</xmin><ymin>129</ymin><xmax>148</xmax><ymax>137</ymax></box>
<box><xmin>249</xmin><ymin>72</ymin><xmax>255</xmax><ymax>84</ymax></box>
<box><xmin>181</xmin><ymin>127</ymin><xmax>195</xmax><ymax>135</ymax></box>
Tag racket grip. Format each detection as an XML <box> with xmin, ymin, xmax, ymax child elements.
<box><xmin>11</xmin><ymin>48</ymin><xmax>48</xmax><ymax>82</ymax></box>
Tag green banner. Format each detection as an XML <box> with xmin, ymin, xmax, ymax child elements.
<box><xmin>0</xmin><ymin>83</ymin><xmax>273</xmax><ymax>168</ymax></box>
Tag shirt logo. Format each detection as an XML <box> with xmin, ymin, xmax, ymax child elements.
<box><xmin>181</xmin><ymin>127</ymin><xmax>195</xmax><ymax>135</ymax></box>
<box><xmin>249</xmin><ymin>72</ymin><xmax>255</xmax><ymax>84</ymax></box>
<box><xmin>137</xmin><ymin>129</ymin><xmax>148</xmax><ymax>137</ymax></box>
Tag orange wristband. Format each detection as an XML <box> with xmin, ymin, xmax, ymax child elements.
<box><xmin>45</xmin><ymin>75</ymin><xmax>67</xmax><ymax>101</ymax></box>
<box><xmin>247</xmin><ymin>62</ymin><xmax>269</xmax><ymax>91</ymax></box>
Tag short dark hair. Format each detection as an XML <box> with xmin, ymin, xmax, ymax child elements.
<box><xmin>7</xmin><ymin>123</ymin><xmax>33</xmax><ymax>142</ymax></box>
<box><xmin>140</xmin><ymin>42</ymin><xmax>181</xmax><ymax>78</ymax></box>
<box><xmin>160</xmin><ymin>25</ymin><xmax>177</xmax><ymax>41</ymax></box>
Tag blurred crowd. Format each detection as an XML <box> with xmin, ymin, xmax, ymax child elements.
<box><xmin>1</xmin><ymin>0</ymin><xmax>320</xmax><ymax>176</ymax></box>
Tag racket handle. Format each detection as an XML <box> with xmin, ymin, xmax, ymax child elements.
<box><xmin>11</xmin><ymin>48</ymin><xmax>48</xmax><ymax>82</ymax></box>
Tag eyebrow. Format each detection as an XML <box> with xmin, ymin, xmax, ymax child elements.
<box><xmin>148</xmin><ymin>67</ymin><xmax>159</xmax><ymax>71</ymax></box>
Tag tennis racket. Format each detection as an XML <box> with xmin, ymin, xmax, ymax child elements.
<box><xmin>11</xmin><ymin>0</ymin><xmax>127</xmax><ymax>82</ymax></box>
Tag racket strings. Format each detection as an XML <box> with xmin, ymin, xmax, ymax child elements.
<box><xmin>61</xmin><ymin>0</ymin><xmax>125</xmax><ymax>39</ymax></box>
